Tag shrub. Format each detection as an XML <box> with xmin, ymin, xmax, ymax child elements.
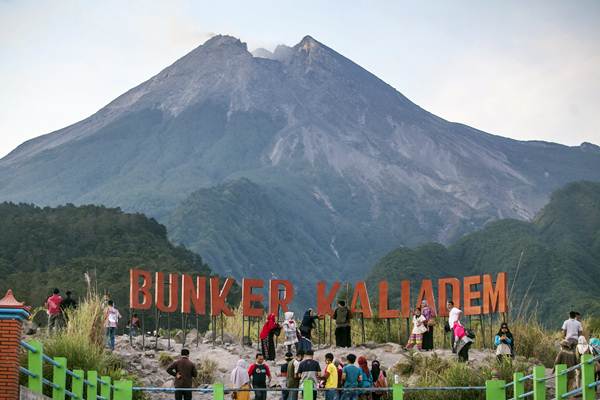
<box><xmin>158</xmin><ymin>352</ymin><xmax>175</xmax><ymax>368</ymax></box>
<box><xmin>193</xmin><ymin>358</ymin><xmax>219</xmax><ymax>385</ymax></box>
<box><xmin>510</xmin><ymin>319</ymin><xmax>558</xmax><ymax>367</ymax></box>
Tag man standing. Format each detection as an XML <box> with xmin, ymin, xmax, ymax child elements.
<box><xmin>341</xmin><ymin>354</ymin><xmax>361</xmax><ymax>400</ymax></box>
<box><xmin>249</xmin><ymin>353</ymin><xmax>271</xmax><ymax>400</ymax></box>
<box><xmin>104</xmin><ymin>300</ymin><xmax>121</xmax><ymax>351</ymax></box>
<box><xmin>334</xmin><ymin>301</ymin><xmax>352</xmax><ymax>347</ymax></box>
<box><xmin>287</xmin><ymin>351</ymin><xmax>304</xmax><ymax>400</ymax></box>
<box><xmin>166</xmin><ymin>349</ymin><xmax>198</xmax><ymax>400</ymax></box>
<box><xmin>322</xmin><ymin>353</ymin><xmax>339</xmax><ymax>400</ymax></box>
<box><xmin>562</xmin><ymin>311</ymin><xmax>583</xmax><ymax>347</ymax></box>
<box><xmin>45</xmin><ymin>288</ymin><xmax>63</xmax><ymax>332</ymax></box>
<box><xmin>296</xmin><ymin>350</ymin><xmax>320</xmax><ymax>400</ymax></box>
<box><xmin>279</xmin><ymin>352</ymin><xmax>294</xmax><ymax>400</ymax></box>
<box><xmin>446</xmin><ymin>300</ymin><xmax>462</xmax><ymax>353</ymax></box>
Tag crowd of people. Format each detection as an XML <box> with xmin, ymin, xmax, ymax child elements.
<box><xmin>226</xmin><ymin>351</ymin><xmax>389</xmax><ymax>400</ymax></box>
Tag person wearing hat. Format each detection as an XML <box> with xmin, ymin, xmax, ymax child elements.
<box><xmin>279</xmin><ymin>352</ymin><xmax>294</xmax><ymax>400</ymax></box>
<box><xmin>554</xmin><ymin>340</ymin><xmax>578</xmax><ymax>393</ymax></box>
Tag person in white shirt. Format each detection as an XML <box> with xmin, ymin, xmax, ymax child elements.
<box><xmin>104</xmin><ymin>300</ymin><xmax>121</xmax><ymax>351</ymax></box>
<box><xmin>562</xmin><ymin>311</ymin><xmax>583</xmax><ymax>347</ymax></box>
<box><xmin>446</xmin><ymin>300</ymin><xmax>462</xmax><ymax>353</ymax></box>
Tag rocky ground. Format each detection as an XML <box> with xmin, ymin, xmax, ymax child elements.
<box><xmin>112</xmin><ymin>330</ymin><xmax>514</xmax><ymax>399</ymax></box>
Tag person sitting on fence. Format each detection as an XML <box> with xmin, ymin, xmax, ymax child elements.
<box><xmin>249</xmin><ymin>353</ymin><xmax>271</xmax><ymax>400</ymax></box>
<box><xmin>494</xmin><ymin>322</ymin><xmax>514</xmax><ymax>361</ymax></box>
<box><xmin>405</xmin><ymin>307</ymin><xmax>427</xmax><ymax>351</ymax></box>
<box><xmin>287</xmin><ymin>351</ymin><xmax>303</xmax><ymax>400</ymax></box>
<box><xmin>45</xmin><ymin>288</ymin><xmax>63</xmax><ymax>332</ymax></box>
<box><xmin>370</xmin><ymin>360</ymin><xmax>387</xmax><ymax>400</ymax></box>
<box><xmin>562</xmin><ymin>311</ymin><xmax>583</xmax><ymax>348</ymax></box>
<box><xmin>231</xmin><ymin>359</ymin><xmax>251</xmax><ymax>400</ymax></box>
<box><xmin>166</xmin><ymin>349</ymin><xmax>198</xmax><ymax>400</ymax></box>
<box><xmin>453</xmin><ymin>321</ymin><xmax>473</xmax><ymax>362</ymax></box>
<box><xmin>341</xmin><ymin>354</ymin><xmax>361</xmax><ymax>400</ymax></box>
<box><xmin>554</xmin><ymin>340</ymin><xmax>578</xmax><ymax>393</ymax></box>
<box><xmin>260</xmin><ymin>313</ymin><xmax>281</xmax><ymax>361</ymax></box>
<box><xmin>282</xmin><ymin>312</ymin><xmax>299</xmax><ymax>354</ymax></box>
<box><xmin>300</xmin><ymin>309</ymin><xmax>319</xmax><ymax>340</ymax></box>
<box><xmin>357</xmin><ymin>356</ymin><xmax>372</xmax><ymax>400</ymax></box>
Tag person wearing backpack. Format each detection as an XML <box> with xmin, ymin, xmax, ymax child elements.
<box><xmin>334</xmin><ymin>301</ymin><xmax>352</xmax><ymax>347</ymax></box>
<box><xmin>104</xmin><ymin>300</ymin><xmax>121</xmax><ymax>351</ymax></box>
<box><xmin>370</xmin><ymin>360</ymin><xmax>387</xmax><ymax>400</ymax></box>
<box><xmin>357</xmin><ymin>356</ymin><xmax>372</xmax><ymax>400</ymax></box>
<box><xmin>287</xmin><ymin>351</ymin><xmax>303</xmax><ymax>400</ymax></box>
<box><xmin>45</xmin><ymin>288</ymin><xmax>63</xmax><ymax>332</ymax></box>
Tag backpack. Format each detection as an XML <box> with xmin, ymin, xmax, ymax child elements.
<box><xmin>108</xmin><ymin>309</ymin><xmax>119</xmax><ymax>324</ymax></box>
<box><xmin>335</xmin><ymin>307</ymin><xmax>349</xmax><ymax>325</ymax></box>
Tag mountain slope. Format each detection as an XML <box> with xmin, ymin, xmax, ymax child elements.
<box><xmin>1</xmin><ymin>35</ymin><xmax>600</xmax><ymax>293</ymax></box>
<box><xmin>0</xmin><ymin>203</ymin><xmax>228</xmax><ymax>327</ymax></box>
<box><xmin>365</xmin><ymin>181</ymin><xmax>600</xmax><ymax>323</ymax></box>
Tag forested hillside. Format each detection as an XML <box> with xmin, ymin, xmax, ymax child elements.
<box><xmin>0</xmin><ymin>203</ymin><xmax>233</xmax><ymax>328</ymax></box>
<box><xmin>366</xmin><ymin>181</ymin><xmax>600</xmax><ymax>323</ymax></box>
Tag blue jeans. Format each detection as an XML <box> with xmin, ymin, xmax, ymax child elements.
<box><xmin>106</xmin><ymin>327</ymin><xmax>116</xmax><ymax>350</ymax></box>
<box><xmin>341</xmin><ymin>390</ymin><xmax>358</xmax><ymax>400</ymax></box>
<box><xmin>325</xmin><ymin>389</ymin><xmax>338</xmax><ymax>400</ymax></box>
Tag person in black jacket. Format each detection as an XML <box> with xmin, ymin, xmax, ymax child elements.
<box><xmin>300</xmin><ymin>309</ymin><xmax>318</xmax><ymax>340</ymax></box>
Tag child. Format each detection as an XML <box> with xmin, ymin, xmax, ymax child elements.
<box><xmin>406</xmin><ymin>307</ymin><xmax>428</xmax><ymax>351</ymax></box>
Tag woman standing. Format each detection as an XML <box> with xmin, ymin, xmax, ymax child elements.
<box><xmin>300</xmin><ymin>309</ymin><xmax>318</xmax><ymax>340</ymax></box>
<box><xmin>282</xmin><ymin>311</ymin><xmax>299</xmax><ymax>353</ymax></box>
<box><xmin>371</xmin><ymin>360</ymin><xmax>387</xmax><ymax>400</ymax></box>
<box><xmin>421</xmin><ymin>300</ymin><xmax>435</xmax><ymax>351</ymax></box>
<box><xmin>453</xmin><ymin>321</ymin><xmax>473</xmax><ymax>362</ymax></box>
<box><xmin>231</xmin><ymin>359</ymin><xmax>251</xmax><ymax>400</ymax></box>
<box><xmin>405</xmin><ymin>307</ymin><xmax>427</xmax><ymax>351</ymax></box>
<box><xmin>494</xmin><ymin>323</ymin><xmax>514</xmax><ymax>361</ymax></box>
<box><xmin>260</xmin><ymin>313</ymin><xmax>280</xmax><ymax>361</ymax></box>
<box><xmin>357</xmin><ymin>356</ymin><xmax>373</xmax><ymax>400</ymax></box>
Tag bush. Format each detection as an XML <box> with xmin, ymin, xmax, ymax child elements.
<box><xmin>193</xmin><ymin>358</ymin><xmax>219</xmax><ymax>385</ymax></box>
<box><xmin>510</xmin><ymin>319</ymin><xmax>559</xmax><ymax>367</ymax></box>
<box><xmin>158</xmin><ymin>352</ymin><xmax>175</xmax><ymax>368</ymax></box>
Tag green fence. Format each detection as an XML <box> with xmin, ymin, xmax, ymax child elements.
<box><xmin>19</xmin><ymin>340</ymin><xmax>600</xmax><ymax>400</ymax></box>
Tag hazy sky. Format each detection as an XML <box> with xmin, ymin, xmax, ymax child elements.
<box><xmin>1</xmin><ymin>0</ymin><xmax>599</xmax><ymax>158</ymax></box>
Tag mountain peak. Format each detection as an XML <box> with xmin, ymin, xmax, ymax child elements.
<box><xmin>202</xmin><ymin>34</ymin><xmax>248</xmax><ymax>51</ymax></box>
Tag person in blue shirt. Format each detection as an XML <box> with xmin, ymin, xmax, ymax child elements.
<box><xmin>494</xmin><ymin>322</ymin><xmax>514</xmax><ymax>361</ymax></box>
<box><xmin>341</xmin><ymin>354</ymin><xmax>361</xmax><ymax>400</ymax></box>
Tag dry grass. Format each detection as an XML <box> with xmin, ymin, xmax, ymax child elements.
<box><xmin>193</xmin><ymin>358</ymin><xmax>219</xmax><ymax>385</ymax></box>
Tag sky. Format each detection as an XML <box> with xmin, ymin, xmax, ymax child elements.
<box><xmin>1</xmin><ymin>0</ymin><xmax>599</xmax><ymax>158</ymax></box>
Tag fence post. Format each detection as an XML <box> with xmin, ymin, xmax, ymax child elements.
<box><xmin>392</xmin><ymin>383</ymin><xmax>404</xmax><ymax>400</ymax></box>
<box><xmin>581</xmin><ymin>354</ymin><xmax>595</xmax><ymax>400</ymax></box>
<box><xmin>100</xmin><ymin>376</ymin><xmax>112</xmax><ymax>400</ymax></box>
<box><xmin>52</xmin><ymin>357</ymin><xmax>67</xmax><ymax>400</ymax></box>
<box><xmin>532</xmin><ymin>365</ymin><xmax>545</xmax><ymax>400</ymax></box>
<box><xmin>72</xmin><ymin>369</ymin><xmax>84</xmax><ymax>400</ymax></box>
<box><xmin>303</xmin><ymin>380</ymin><xmax>314</xmax><ymax>400</ymax></box>
<box><xmin>485</xmin><ymin>379</ymin><xmax>506</xmax><ymax>400</ymax></box>
<box><xmin>513</xmin><ymin>372</ymin><xmax>524</xmax><ymax>399</ymax></box>
<box><xmin>87</xmin><ymin>371</ymin><xmax>98</xmax><ymax>400</ymax></box>
<box><xmin>28</xmin><ymin>340</ymin><xmax>44</xmax><ymax>394</ymax></box>
<box><xmin>554</xmin><ymin>364</ymin><xmax>567</xmax><ymax>399</ymax></box>
<box><xmin>114</xmin><ymin>380</ymin><xmax>133</xmax><ymax>400</ymax></box>
<box><xmin>213</xmin><ymin>382</ymin><xmax>224</xmax><ymax>400</ymax></box>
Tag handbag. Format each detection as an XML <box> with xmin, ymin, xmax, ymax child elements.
<box><xmin>496</xmin><ymin>343</ymin><xmax>511</xmax><ymax>356</ymax></box>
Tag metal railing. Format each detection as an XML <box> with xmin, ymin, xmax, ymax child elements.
<box><xmin>19</xmin><ymin>339</ymin><xmax>600</xmax><ymax>400</ymax></box>
<box><xmin>19</xmin><ymin>339</ymin><xmax>131</xmax><ymax>400</ymax></box>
